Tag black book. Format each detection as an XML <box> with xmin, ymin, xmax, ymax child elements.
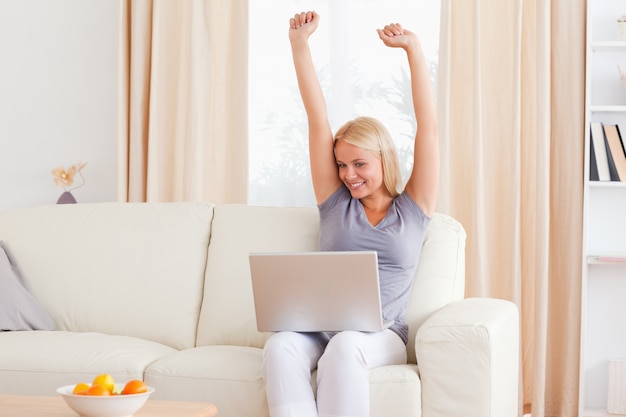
<box><xmin>589</xmin><ymin>131</ymin><xmax>599</xmax><ymax>181</ymax></box>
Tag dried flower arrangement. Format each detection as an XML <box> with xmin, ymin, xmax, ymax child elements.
<box><xmin>52</xmin><ymin>162</ymin><xmax>87</xmax><ymax>191</ymax></box>
<box><xmin>51</xmin><ymin>162</ymin><xmax>87</xmax><ymax>204</ymax></box>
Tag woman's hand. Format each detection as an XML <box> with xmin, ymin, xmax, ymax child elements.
<box><xmin>289</xmin><ymin>11</ymin><xmax>320</xmax><ymax>43</ymax></box>
<box><xmin>376</xmin><ymin>23</ymin><xmax>418</xmax><ymax>51</ymax></box>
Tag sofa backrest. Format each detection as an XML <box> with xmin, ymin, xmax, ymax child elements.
<box><xmin>196</xmin><ymin>204</ymin><xmax>320</xmax><ymax>348</ymax></box>
<box><xmin>404</xmin><ymin>212</ymin><xmax>466</xmax><ymax>363</ymax></box>
<box><xmin>0</xmin><ymin>202</ymin><xmax>214</xmax><ymax>350</ymax></box>
<box><xmin>0</xmin><ymin>201</ymin><xmax>466</xmax><ymax>362</ymax></box>
<box><xmin>197</xmin><ymin>205</ymin><xmax>466</xmax><ymax>364</ymax></box>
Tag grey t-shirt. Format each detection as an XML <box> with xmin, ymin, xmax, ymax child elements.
<box><xmin>318</xmin><ymin>186</ymin><xmax>430</xmax><ymax>344</ymax></box>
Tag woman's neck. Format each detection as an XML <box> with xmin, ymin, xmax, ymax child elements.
<box><xmin>360</xmin><ymin>193</ymin><xmax>394</xmax><ymax>226</ymax></box>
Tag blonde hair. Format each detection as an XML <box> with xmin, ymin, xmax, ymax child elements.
<box><xmin>333</xmin><ymin>116</ymin><xmax>402</xmax><ymax>197</ymax></box>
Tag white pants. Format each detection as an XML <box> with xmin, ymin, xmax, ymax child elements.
<box><xmin>261</xmin><ymin>330</ymin><xmax>407</xmax><ymax>417</ymax></box>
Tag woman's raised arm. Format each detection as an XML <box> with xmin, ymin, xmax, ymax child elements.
<box><xmin>289</xmin><ymin>11</ymin><xmax>342</xmax><ymax>204</ymax></box>
<box><xmin>377</xmin><ymin>24</ymin><xmax>439</xmax><ymax>217</ymax></box>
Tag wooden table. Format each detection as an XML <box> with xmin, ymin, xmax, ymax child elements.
<box><xmin>0</xmin><ymin>394</ymin><xmax>218</xmax><ymax>417</ymax></box>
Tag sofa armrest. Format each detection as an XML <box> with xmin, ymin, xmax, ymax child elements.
<box><xmin>415</xmin><ymin>297</ymin><xmax>519</xmax><ymax>417</ymax></box>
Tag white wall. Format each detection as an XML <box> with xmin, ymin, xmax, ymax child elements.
<box><xmin>0</xmin><ymin>0</ymin><xmax>119</xmax><ymax>211</ymax></box>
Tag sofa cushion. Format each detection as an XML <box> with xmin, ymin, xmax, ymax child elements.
<box><xmin>0</xmin><ymin>241</ymin><xmax>55</xmax><ymax>331</ymax></box>
<box><xmin>0</xmin><ymin>330</ymin><xmax>177</xmax><ymax>396</ymax></box>
<box><xmin>145</xmin><ymin>346</ymin><xmax>422</xmax><ymax>417</ymax></box>
<box><xmin>0</xmin><ymin>202</ymin><xmax>214</xmax><ymax>350</ymax></box>
<box><xmin>369</xmin><ymin>364</ymin><xmax>422</xmax><ymax>417</ymax></box>
<box><xmin>145</xmin><ymin>345</ymin><xmax>267</xmax><ymax>417</ymax></box>
<box><xmin>196</xmin><ymin>204</ymin><xmax>319</xmax><ymax>348</ymax></box>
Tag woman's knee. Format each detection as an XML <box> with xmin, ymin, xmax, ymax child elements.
<box><xmin>264</xmin><ymin>332</ymin><xmax>300</xmax><ymax>361</ymax></box>
<box><xmin>263</xmin><ymin>331</ymin><xmax>325</xmax><ymax>371</ymax></box>
<box><xmin>318</xmin><ymin>331</ymin><xmax>367</xmax><ymax>369</ymax></box>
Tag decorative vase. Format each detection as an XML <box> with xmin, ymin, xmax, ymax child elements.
<box><xmin>618</xmin><ymin>21</ymin><xmax>626</xmax><ymax>41</ymax></box>
<box><xmin>57</xmin><ymin>191</ymin><xmax>77</xmax><ymax>204</ymax></box>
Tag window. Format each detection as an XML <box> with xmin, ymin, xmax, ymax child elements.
<box><xmin>248</xmin><ymin>1</ymin><xmax>440</xmax><ymax>206</ymax></box>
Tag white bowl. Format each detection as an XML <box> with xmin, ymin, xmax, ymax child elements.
<box><xmin>57</xmin><ymin>383</ymin><xmax>154</xmax><ymax>417</ymax></box>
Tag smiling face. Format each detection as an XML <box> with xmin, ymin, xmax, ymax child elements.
<box><xmin>334</xmin><ymin>139</ymin><xmax>388</xmax><ymax>200</ymax></box>
<box><xmin>333</xmin><ymin>116</ymin><xmax>402</xmax><ymax>199</ymax></box>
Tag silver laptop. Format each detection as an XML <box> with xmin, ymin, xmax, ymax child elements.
<box><xmin>249</xmin><ymin>251</ymin><xmax>393</xmax><ymax>332</ymax></box>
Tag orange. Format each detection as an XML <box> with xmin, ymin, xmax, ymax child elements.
<box><xmin>121</xmin><ymin>379</ymin><xmax>148</xmax><ymax>395</ymax></box>
<box><xmin>86</xmin><ymin>384</ymin><xmax>111</xmax><ymax>396</ymax></box>
<box><xmin>72</xmin><ymin>382</ymin><xmax>90</xmax><ymax>395</ymax></box>
<box><xmin>91</xmin><ymin>374</ymin><xmax>115</xmax><ymax>394</ymax></box>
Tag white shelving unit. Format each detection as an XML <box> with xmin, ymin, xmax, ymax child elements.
<box><xmin>580</xmin><ymin>2</ymin><xmax>626</xmax><ymax>417</ymax></box>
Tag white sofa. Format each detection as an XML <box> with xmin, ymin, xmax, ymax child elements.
<box><xmin>0</xmin><ymin>202</ymin><xmax>519</xmax><ymax>417</ymax></box>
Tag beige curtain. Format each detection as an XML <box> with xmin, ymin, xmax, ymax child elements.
<box><xmin>117</xmin><ymin>0</ymin><xmax>248</xmax><ymax>203</ymax></box>
<box><xmin>438</xmin><ymin>0</ymin><xmax>585</xmax><ymax>416</ymax></box>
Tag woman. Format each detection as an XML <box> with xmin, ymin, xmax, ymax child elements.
<box><xmin>261</xmin><ymin>11</ymin><xmax>439</xmax><ymax>417</ymax></box>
